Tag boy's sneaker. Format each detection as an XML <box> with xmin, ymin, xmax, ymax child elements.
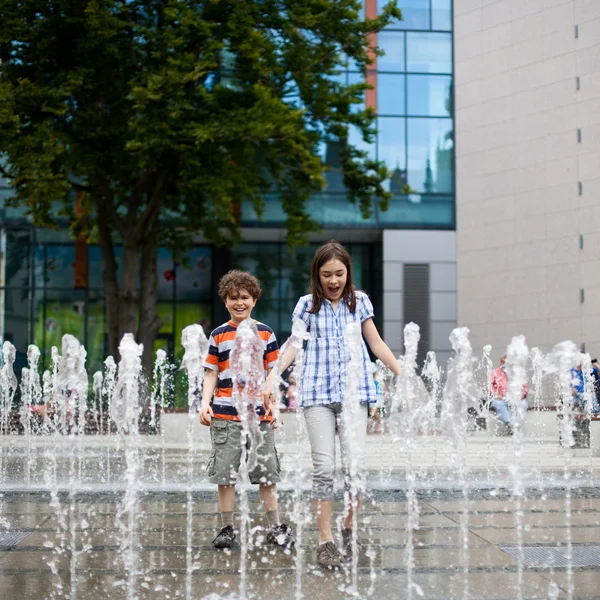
<box><xmin>266</xmin><ymin>523</ymin><xmax>295</xmax><ymax>549</ymax></box>
<box><xmin>341</xmin><ymin>527</ymin><xmax>362</xmax><ymax>561</ymax></box>
<box><xmin>316</xmin><ymin>541</ymin><xmax>344</xmax><ymax>569</ymax></box>
<box><xmin>213</xmin><ymin>525</ymin><xmax>235</xmax><ymax>549</ymax></box>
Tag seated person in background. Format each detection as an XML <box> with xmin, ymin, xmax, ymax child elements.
<box><xmin>490</xmin><ymin>353</ymin><xmax>528</xmax><ymax>435</ymax></box>
<box><xmin>570</xmin><ymin>363</ymin><xmax>600</xmax><ymax>414</ymax></box>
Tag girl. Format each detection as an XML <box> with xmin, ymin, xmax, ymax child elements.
<box><xmin>267</xmin><ymin>240</ymin><xmax>402</xmax><ymax>569</ymax></box>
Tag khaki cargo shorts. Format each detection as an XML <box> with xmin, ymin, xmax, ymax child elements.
<box><xmin>206</xmin><ymin>418</ymin><xmax>281</xmax><ymax>485</ymax></box>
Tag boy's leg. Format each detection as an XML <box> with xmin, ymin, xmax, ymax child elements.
<box><xmin>259</xmin><ymin>483</ymin><xmax>279</xmax><ymax>526</ymax></box>
<box><xmin>304</xmin><ymin>405</ymin><xmax>337</xmax><ymax>542</ymax></box>
<box><xmin>218</xmin><ymin>484</ymin><xmax>236</xmax><ymax>527</ymax></box>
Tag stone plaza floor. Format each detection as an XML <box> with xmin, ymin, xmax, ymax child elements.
<box><xmin>1</xmin><ymin>487</ymin><xmax>600</xmax><ymax>599</ymax></box>
<box><xmin>1</xmin><ymin>431</ymin><xmax>600</xmax><ymax>599</ymax></box>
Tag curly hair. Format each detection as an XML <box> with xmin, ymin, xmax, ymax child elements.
<box><xmin>218</xmin><ymin>270</ymin><xmax>262</xmax><ymax>301</ymax></box>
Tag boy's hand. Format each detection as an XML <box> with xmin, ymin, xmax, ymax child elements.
<box><xmin>200</xmin><ymin>403</ymin><xmax>214</xmax><ymax>426</ymax></box>
<box><xmin>262</xmin><ymin>391</ymin><xmax>276</xmax><ymax>418</ymax></box>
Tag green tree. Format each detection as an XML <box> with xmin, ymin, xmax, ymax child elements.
<box><xmin>0</xmin><ymin>0</ymin><xmax>400</xmax><ymax>368</ymax></box>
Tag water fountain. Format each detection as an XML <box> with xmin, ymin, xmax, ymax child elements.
<box><xmin>0</xmin><ymin>322</ymin><xmax>598</xmax><ymax>600</ymax></box>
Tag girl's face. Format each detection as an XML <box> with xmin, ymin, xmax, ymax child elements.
<box><xmin>226</xmin><ymin>288</ymin><xmax>257</xmax><ymax>324</ymax></box>
<box><xmin>319</xmin><ymin>259</ymin><xmax>347</xmax><ymax>302</ymax></box>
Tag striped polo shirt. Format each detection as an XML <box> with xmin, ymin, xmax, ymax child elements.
<box><xmin>203</xmin><ymin>320</ymin><xmax>279</xmax><ymax>421</ymax></box>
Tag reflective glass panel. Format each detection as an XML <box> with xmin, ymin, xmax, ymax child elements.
<box><xmin>406</xmin><ymin>32</ymin><xmax>452</xmax><ymax>73</ymax></box>
<box><xmin>378</xmin><ymin>31</ymin><xmax>405</xmax><ymax>72</ymax></box>
<box><xmin>176</xmin><ymin>247</ymin><xmax>212</xmax><ymax>302</ymax></box>
<box><xmin>156</xmin><ymin>248</ymin><xmax>174</xmax><ymax>301</ymax></box>
<box><xmin>377</xmin><ymin>117</ymin><xmax>407</xmax><ymax>193</ymax></box>
<box><xmin>347</xmin><ymin>71</ymin><xmax>366</xmax><ymax>114</ymax></box>
<box><xmin>407</xmin><ymin>117</ymin><xmax>454</xmax><ymax>193</ymax></box>
<box><xmin>431</xmin><ymin>0</ymin><xmax>452</xmax><ymax>31</ymax></box>
<box><xmin>378</xmin><ymin>0</ymin><xmax>431</xmax><ymax>30</ymax></box>
<box><xmin>407</xmin><ymin>75</ymin><xmax>452</xmax><ymax>116</ymax></box>
<box><xmin>377</xmin><ymin>74</ymin><xmax>406</xmax><ymax>115</ymax></box>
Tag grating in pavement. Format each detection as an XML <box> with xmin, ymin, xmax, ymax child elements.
<box><xmin>501</xmin><ymin>544</ymin><xmax>600</xmax><ymax>568</ymax></box>
<box><xmin>0</xmin><ymin>530</ymin><xmax>31</xmax><ymax>547</ymax></box>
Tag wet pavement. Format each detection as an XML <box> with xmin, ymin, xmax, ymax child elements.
<box><xmin>1</xmin><ymin>488</ymin><xmax>600</xmax><ymax>599</ymax></box>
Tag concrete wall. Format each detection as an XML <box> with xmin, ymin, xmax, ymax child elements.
<box><xmin>455</xmin><ymin>0</ymin><xmax>600</xmax><ymax>357</ymax></box>
<box><xmin>383</xmin><ymin>230</ymin><xmax>457</xmax><ymax>363</ymax></box>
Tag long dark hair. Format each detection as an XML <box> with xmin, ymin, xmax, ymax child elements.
<box><xmin>308</xmin><ymin>240</ymin><xmax>356</xmax><ymax>314</ymax></box>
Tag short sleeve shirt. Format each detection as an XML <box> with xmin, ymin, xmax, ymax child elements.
<box><xmin>203</xmin><ymin>320</ymin><xmax>279</xmax><ymax>421</ymax></box>
<box><xmin>291</xmin><ymin>291</ymin><xmax>376</xmax><ymax>407</ymax></box>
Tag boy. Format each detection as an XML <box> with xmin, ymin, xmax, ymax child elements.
<box><xmin>200</xmin><ymin>270</ymin><xmax>294</xmax><ymax>550</ymax></box>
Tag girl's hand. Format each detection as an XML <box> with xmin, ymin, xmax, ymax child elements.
<box><xmin>200</xmin><ymin>403</ymin><xmax>214</xmax><ymax>426</ymax></box>
<box><xmin>262</xmin><ymin>392</ymin><xmax>276</xmax><ymax>418</ymax></box>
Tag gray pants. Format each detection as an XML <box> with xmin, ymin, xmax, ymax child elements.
<box><xmin>303</xmin><ymin>402</ymin><xmax>369</xmax><ymax>501</ymax></box>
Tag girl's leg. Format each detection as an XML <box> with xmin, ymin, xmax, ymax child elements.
<box><xmin>338</xmin><ymin>403</ymin><xmax>369</xmax><ymax>529</ymax></box>
<box><xmin>304</xmin><ymin>405</ymin><xmax>337</xmax><ymax>542</ymax></box>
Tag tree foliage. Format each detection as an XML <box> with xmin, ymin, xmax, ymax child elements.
<box><xmin>0</xmin><ymin>0</ymin><xmax>400</xmax><ymax>365</ymax></box>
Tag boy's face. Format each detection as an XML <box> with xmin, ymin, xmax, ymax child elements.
<box><xmin>225</xmin><ymin>288</ymin><xmax>257</xmax><ymax>325</ymax></box>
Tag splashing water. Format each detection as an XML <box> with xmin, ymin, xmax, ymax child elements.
<box><xmin>229</xmin><ymin>319</ymin><xmax>267</xmax><ymax>600</ymax></box>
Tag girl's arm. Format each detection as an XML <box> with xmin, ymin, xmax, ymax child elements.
<box><xmin>362</xmin><ymin>318</ymin><xmax>402</xmax><ymax>376</ymax></box>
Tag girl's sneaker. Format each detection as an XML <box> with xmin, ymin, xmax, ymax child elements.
<box><xmin>316</xmin><ymin>541</ymin><xmax>344</xmax><ymax>569</ymax></box>
<box><xmin>341</xmin><ymin>527</ymin><xmax>362</xmax><ymax>560</ymax></box>
<box><xmin>266</xmin><ymin>523</ymin><xmax>295</xmax><ymax>549</ymax></box>
<box><xmin>213</xmin><ymin>525</ymin><xmax>235</xmax><ymax>549</ymax></box>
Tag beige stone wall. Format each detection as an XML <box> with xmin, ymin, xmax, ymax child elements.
<box><xmin>455</xmin><ymin>0</ymin><xmax>600</xmax><ymax>358</ymax></box>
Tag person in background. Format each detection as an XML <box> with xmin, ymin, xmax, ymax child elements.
<box><xmin>570</xmin><ymin>363</ymin><xmax>600</xmax><ymax>414</ymax></box>
<box><xmin>490</xmin><ymin>353</ymin><xmax>528</xmax><ymax>435</ymax></box>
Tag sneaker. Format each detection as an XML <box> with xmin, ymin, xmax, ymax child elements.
<box><xmin>341</xmin><ymin>527</ymin><xmax>362</xmax><ymax>560</ymax></box>
<box><xmin>266</xmin><ymin>523</ymin><xmax>295</xmax><ymax>549</ymax></box>
<box><xmin>213</xmin><ymin>525</ymin><xmax>235</xmax><ymax>549</ymax></box>
<box><xmin>316</xmin><ymin>541</ymin><xmax>344</xmax><ymax>569</ymax></box>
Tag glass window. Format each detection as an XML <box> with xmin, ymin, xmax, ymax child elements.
<box><xmin>378</xmin><ymin>0</ymin><xmax>431</xmax><ymax>30</ymax></box>
<box><xmin>377</xmin><ymin>117</ymin><xmax>407</xmax><ymax>193</ymax></box>
<box><xmin>377</xmin><ymin>73</ymin><xmax>406</xmax><ymax>115</ymax></box>
<box><xmin>156</xmin><ymin>248</ymin><xmax>175</xmax><ymax>301</ymax></box>
<box><xmin>347</xmin><ymin>71</ymin><xmax>366</xmax><ymax>114</ymax></box>
<box><xmin>407</xmin><ymin>118</ymin><xmax>454</xmax><ymax>194</ymax></box>
<box><xmin>378</xmin><ymin>31</ymin><xmax>405</xmax><ymax>72</ymax></box>
<box><xmin>349</xmin><ymin>124</ymin><xmax>376</xmax><ymax>162</ymax></box>
<box><xmin>407</xmin><ymin>75</ymin><xmax>452</xmax><ymax>116</ymax></box>
<box><xmin>176</xmin><ymin>247</ymin><xmax>212</xmax><ymax>302</ymax></box>
<box><xmin>43</xmin><ymin>245</ymin><xmax>75</xmax><ymax>288</ymax></box>
<box><xmin>5</xmin><ymin>230</ymin><xmax>32</xmax><ymax>288</ymax></box>
<box><xmin>406</xmin><ymin>32</ymin><xmax>452</xmax><ymax>73</ymax></box>
<box><xmin>431</xmin><ymin>0</ymin><xmax>452</xmax><ymax>31</ymax></box>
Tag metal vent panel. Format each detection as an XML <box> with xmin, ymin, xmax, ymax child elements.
<box><xmin>501</xmin><ymin>544</ymin><xmax>600</xmax><ymax>568</ymax></box>
<box><xmin>403</xmin><ymin>264</ymin><xmax>430</xmax><ymax>365</ymax></box>
<box><xmin>0</xmin><ymin>530</ymin><xmax>31</xmax><ymax>547</ymax></box>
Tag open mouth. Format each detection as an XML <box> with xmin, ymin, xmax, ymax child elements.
<box><xmin>328</xmin><ymin>286</ymin><xmax>340</xmax><ymax>295</ymax></box>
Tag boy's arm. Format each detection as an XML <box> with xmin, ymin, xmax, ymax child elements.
<box><xmin>264</xmin><ymin>345</ymin><xmax>297</xmax><ymax>396</ymax></box>
<box><xmin>200</xmin><ymin>369</ymin><xmax>218</xmax><ymax>426</ymax></box>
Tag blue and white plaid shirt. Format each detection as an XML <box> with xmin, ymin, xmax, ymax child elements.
<box><xmin>292</xmin><ymin>291</ymin><xmax>376</xmax><ymax>407</ymax></box>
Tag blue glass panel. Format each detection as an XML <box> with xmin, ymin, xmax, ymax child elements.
<box><xmin>377</xmin><ymin>117</ymin><xmax>407</xmax><ymax>193</ymax></box>
<box><xmin>431</xmin><ymin>0</ymin><xmax>452</xmax><ymax>31</ymax></box>
<box><xmin>406</xmin><ymin>32</ymin><xmax>452</xmax><ymax>73</ymax></box>
<box><xmin>43</xmin><ymin>245</ymin><xmax>75</xmax><ymax>288</ymax></box>
<box><xmin>349</xmin><ymin>124</ymin><xmax>376</xmax><ymax>161</ymax></box>
<box><xmin>377</xmin><ymin>74</ymin><xmax>406</xmax><ymax>115</ymax></box>
<box><xmin>347</xmin><ymin>71</ymin><xmax>366</xmax><ymax>114</ymax></box>
<box><xmin>378</xmin><ymin>31</ymin><xmax>405</xmax><ymax>72</ymax></box>
<box><xmin>308</xmin><ymin>194</ymin><xmax>377</xmax><ymax>226</ymax></box>
<box><xmin>156</xmin><ymin>247</ymin><xmax>174</xmax><ymax>302</ymax></box>
<box><xmin>407</xmin><ymin>75</ymin><xmax>452</xmax><ymax>116</ymax></box>
<box><xmin>176</xmin><ymin>247</ymin><xmax>212</xmax><ymax>302</ymax></box>
<box><xmin>407</xmin><ymin>118</ymin><xmax>454</xmax><ymax>194</ymax></box>
<box><xmin>378</xmin><ymin>0</ymin><xmax>430</xmax><ymax>30</ymax></box>
<box><xmin>377</xmin><ymin>194</ymin><xmax>454</xmax><ymax>227</ymax></box>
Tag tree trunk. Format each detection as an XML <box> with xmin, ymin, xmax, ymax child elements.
<box><xmin>138</xmin><ymin>218</ymin><xmax>162</xmax><ymax>374</ymax></box>
<box><xmin>119</xmin><ymin>240</ymin><xmax>140</xmax><ymax>345</ymax></box>
<box><xmin>97</xmin><ymin>201</ymin><xmax>120</xmax><ymax>360</ymax></box>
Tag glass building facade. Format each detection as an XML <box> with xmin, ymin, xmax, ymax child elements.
<box><xmin>0</xmin><ymin>0</ymin><xmax>453</xmax><ymax>374</ymax></box>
